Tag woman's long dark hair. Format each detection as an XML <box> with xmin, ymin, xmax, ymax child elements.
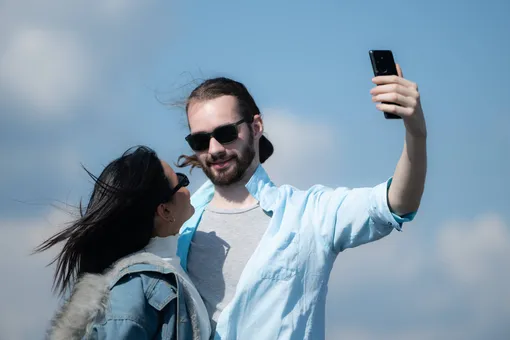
<box><xmin>34</xmin><ymin>146</ymin><xmax>173</xmax><ymax>296</ymax></box>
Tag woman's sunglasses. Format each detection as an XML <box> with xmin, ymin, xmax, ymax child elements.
<box><xmin>170</xmin><ymin>173</ymin><xmax>189</xmax><ymax>196</ymax></box>
<box><xmin>185</xmin><ymin>118</ymin><xmax>249</xmax><ymax>152</ymax></box>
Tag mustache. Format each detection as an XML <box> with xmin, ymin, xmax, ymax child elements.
<box><xmin>206</xmin><ymin>152</ymin><xmax>236</xmax><ymax>165</ymax></box>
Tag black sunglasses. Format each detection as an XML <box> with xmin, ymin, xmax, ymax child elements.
<box><xmin>185</xmin><ymin>118</ymin><xmax>250</xmax><ymax>151</ymax></box>
<box><xmin>169</xmin><ymin>173</ymin><xmax>189</xmax><ymax>196</ymax></box>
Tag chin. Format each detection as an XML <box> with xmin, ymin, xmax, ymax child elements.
<box><xmin>187</xmin><ymin>204</ymin><xmax>196</xmax><ymax>219</ymax></box>
<box><xmin>215</xmin><ymin>168</ymin><xmax>241</xmax><ymax>184</ymax></box>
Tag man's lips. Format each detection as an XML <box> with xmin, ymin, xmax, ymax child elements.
<box><xmin>209</xmin><ymin>158</ymin><xmax>233</xmax><ymax>169</ymax></box>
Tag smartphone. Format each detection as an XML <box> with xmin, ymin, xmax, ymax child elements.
<box><xmin>369</xmin><ymin>50</ymin><xmax>401</xmax><ymax>119</ymax></box>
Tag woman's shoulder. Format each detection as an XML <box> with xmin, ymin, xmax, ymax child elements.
<box><xmin>106</xmin><ymin>253</ymin><xmax>180</xmax><ymax>317</ymax></box>
<box><xmin>109</xmin><ymin>270</ymin><xmax>178</xmax><ymax>315</ymax></box>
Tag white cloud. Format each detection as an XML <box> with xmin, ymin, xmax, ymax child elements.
<box><xmin>1</xmin><ymin>188</ymin><xmax>509</xmax><ymax>339</ymax></box>
<box><xmin>262</xmin><ymin>109</ymin><xmax>340</xmax><ymax>188</ymax></box>
<box><xmin>0</xmin><ymin>29</ymin><xmax>93</xmax><ymax>117</ymax></box>
<box><xmin>437</xmin><ymin>214</ymin><xmax>510</xmax><ymax>334</ymax></box>
<box><xmin>326</xmin><ymin>214</ymin><xmax>510</xmax><ymax>340</ymax></box>
<box><xmin>438</xmin><ymin>214</ymin><xmax>510</xmax><ymax>286</ymax></box>
<box><xmin>332</xmin><ymin>329</ymin><xmax>468</xmax><ymax>340</ymax></box>
<box><xmin>0</xmin><ymin>0</ymin><xmax>157</xmax><ymax>118</ymax></box>
<box><xmin>0</xmin><ymin>0</ymin><xmax>173</xmax><ymax>210</ymax></box>
<box><xmin>262</xmin><ymin>109</ymin><xmax>335</xmax><ymax>155</ymax></box>
<box><xmin>0</xmin><ymin>209</ymin><xmax>70</xmax><ymax>340</ymax></box>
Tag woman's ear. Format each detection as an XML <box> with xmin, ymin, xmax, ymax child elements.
<box><xmin>156</xmin><ymin>203</ymin><xmax>175</xmax><ymax>222</ymax></box>
<box><xmin>252</xmin><ymin>114</ymin><xmax>264</xmax><ymax>140</ymax></box>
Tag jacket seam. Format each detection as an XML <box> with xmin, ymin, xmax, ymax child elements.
<box><xmin>101</xmin><ymin>314</ymin><xmax>145</xmax><ymax>326</ymax></box>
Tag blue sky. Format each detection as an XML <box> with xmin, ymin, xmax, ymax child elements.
<box><xmin>1</xmin><ymin>0</ymin><xmax>509</xmax><ymax>339</ymax></box>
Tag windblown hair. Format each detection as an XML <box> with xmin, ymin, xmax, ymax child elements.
<box><xmin>34</xmin><ymin>146</ymin><xmax>172</xmax><ymax>296</ymax></box>
<box><xmin>177</xmin><ymin>77</ymin><xmax>274</xmax><ymax>171</ymax></box>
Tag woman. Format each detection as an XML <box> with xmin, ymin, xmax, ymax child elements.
<box><xmin>35</xmin><ymin>146</ymin><xmax>211</xmax><ymax>340</ymax></box>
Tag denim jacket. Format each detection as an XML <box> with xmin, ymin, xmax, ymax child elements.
<box><xmin>48</xmin><ymin>252</ymin><xmax>205</xmax><ymax>340</ymax></box>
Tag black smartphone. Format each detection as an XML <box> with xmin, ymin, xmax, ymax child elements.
<box><xmin>369</xmin><ymin>50</ymin><xmax>401</xmax><ymax>119</ymax></box>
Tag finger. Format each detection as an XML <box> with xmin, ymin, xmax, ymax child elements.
<box><xmin>372</xmin><ymin>75</ymin><xmax>417</xmax><ymax>89</ymax></box>
<box><xmin>396</xmin><ymin>63</ymin><xmax>403</xmax><ymax>78</ymax></box>
<box><xmin>370</xmin><ymin>83</ymin><xmax>416</xmax><ymax>97</ymax></box>
<box><xmin>372</xmin><ymin>92</ymin><xmax>416</xmax><ymax>107</ymax></box>
<box><xmin>375</xmin><ymin>103</ymin><xmax>413</xmax><ymax>117</ymax></box>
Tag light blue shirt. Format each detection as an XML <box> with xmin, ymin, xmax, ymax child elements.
<box><xmin>177</xmin><ymin>165</ymin><xmax>415</xmax><ymax>340</ymax></box>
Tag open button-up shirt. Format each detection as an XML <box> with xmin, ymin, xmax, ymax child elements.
<box><xmin>177</xmin><ymin>165</ymin><xmax>415</xmax><ymax>340</ymax></box>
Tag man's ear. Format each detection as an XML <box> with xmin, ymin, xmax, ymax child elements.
<box><xmin>252</xmin><ymin>114</ymin><xmax>264</xmax><ymax>140</ymax></box>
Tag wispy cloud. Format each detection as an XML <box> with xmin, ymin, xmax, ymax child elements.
<box><xmin>0</xmin><ymin>0</ymin><xmax>166</xmax><ymax>118</ymax></box>
<box><xmin>327</xmin><ymin>214</ymin><xmax>510</xmax><ymax>340</ymax></box>
<box><xmin>0</xmin><ymin>0</ymin><xmax>174</xmax><ymax>213</ymax></box>
<box><xmin>262</xmin><ymin>108</ymin><xmax>342</xmax><ymax>188</ymax></box>
<box><xmin>3</xmin><ymin>208</ymin><xmax>508</xmax><ymax>339</ymax></box>
<box><xmin>0</xmin><ymin>209</ymin><xmax>69</xmax><ymax>340</ymax></box>
<box><xmin>0</xmin><ymin>29</ymin><xmax>94</xmax><ymax>116</ymax></box>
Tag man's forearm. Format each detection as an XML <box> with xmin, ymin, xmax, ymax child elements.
<box><xmin>388</xmin><ymin>131</ymin><xmax>427</xmax><ymax>216</ymax></box>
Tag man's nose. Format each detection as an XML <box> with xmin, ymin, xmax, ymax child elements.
<box><xmin>208</xmin><ymin>137</ymin><xmax>225</xmax><ymax>154</ymax></box>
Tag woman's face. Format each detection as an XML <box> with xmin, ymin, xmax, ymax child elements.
<box><xmin>154</xmin><ymin>160</ymin><xmax>194</xmax><ymax>237</ymax></box>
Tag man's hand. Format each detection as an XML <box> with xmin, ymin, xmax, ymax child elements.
<box><xmin>370</xmin><ymin>64</ymin><xmax>427</xmax><ymax>139</ymax></box>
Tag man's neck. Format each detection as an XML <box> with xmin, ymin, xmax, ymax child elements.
<box><xmin>209</xmin><ymin>163</ymin><xmax>259</xmax><ymax>210</ymax></box>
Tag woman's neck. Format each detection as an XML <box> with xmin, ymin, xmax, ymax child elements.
<box><xmin>144</xmin><ymin>234</ymin><xmax>179</xmax><ymax>260</ymax></box>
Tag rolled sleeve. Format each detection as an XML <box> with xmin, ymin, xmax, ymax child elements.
<box><xmin>368</xmin><ymin>177</ymin><xmax>416</xmax><ymax>231</ymax></box>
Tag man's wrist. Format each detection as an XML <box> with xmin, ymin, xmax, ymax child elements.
<box><xmin>405</xmin><ymin>129</ymin><xmax>427</xmax><ymax>153</ymax></box>
<box><xmin>404</xmin><ymin>116</ymin><xmax>427</xmax><ymax>140</ymax></box>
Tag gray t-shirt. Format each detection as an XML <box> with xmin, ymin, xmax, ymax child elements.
<box><xmin>186</xmin><ymin>203</ymin><xmax>271</xmax><ymax>329</ymax></box>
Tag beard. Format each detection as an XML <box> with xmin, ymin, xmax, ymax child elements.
<box><xmin>200</xmin><ymin>134</ymin><xmax>256</xmax><ymax>186</ymax></box>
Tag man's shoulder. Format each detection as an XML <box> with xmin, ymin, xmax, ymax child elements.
<box><xmin>273</xmin><ymin>182</ymin><xmax>350</xmax><ymax>198</ymax></box>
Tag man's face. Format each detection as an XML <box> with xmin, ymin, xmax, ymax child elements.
<box><xmin>187</xmin><ymin>95</ymin><xmax>256</xmax><ymax>186</ymax></box>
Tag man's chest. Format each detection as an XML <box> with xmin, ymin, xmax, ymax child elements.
<box><xmin>187</xmin><ymin>206</ymin><xmax>271</xmax><ymax>289</ymax></box>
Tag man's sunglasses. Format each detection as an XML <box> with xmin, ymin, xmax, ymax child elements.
<box><xmin>185</xmin><ymin>118</ymin><xmax>250</xmax><ymax>152</ymax></box>
<box><xmin>169</xmin><ymin>173</ymin><xmax>189</xmax><ymax>196</ymax></box>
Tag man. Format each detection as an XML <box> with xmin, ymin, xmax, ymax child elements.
<box><xmin>176</xmin><ymin>65</ymin><xmax>427</xmax><ymax>339</ymax></box>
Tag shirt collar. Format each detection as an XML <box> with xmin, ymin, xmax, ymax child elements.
<box><xmin>190</xmin><ymin>165</ymin><xmax>278</xmax><ymax>212</ymax></box>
